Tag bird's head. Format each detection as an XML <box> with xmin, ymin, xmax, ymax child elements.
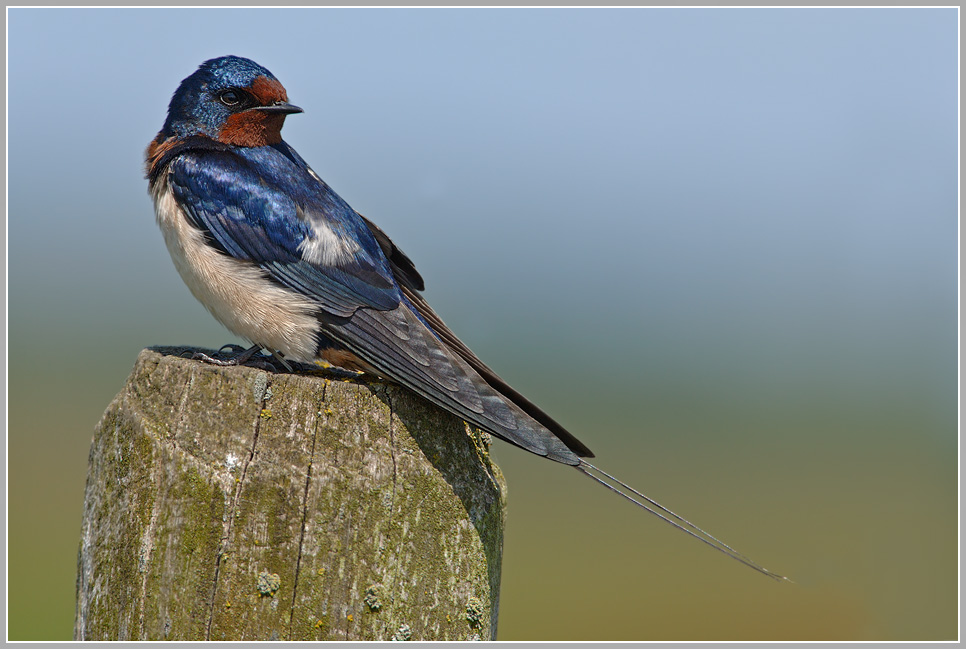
<box><xmin>160</xmin><ymin>55</ymin><xmax>302</xmax><ymax>147</ymax></box>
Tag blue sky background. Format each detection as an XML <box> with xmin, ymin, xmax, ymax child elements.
<box><xmin>7</xmin><ymin>7</ymin><xmax>958</xmax><ymax>641</ymax></box>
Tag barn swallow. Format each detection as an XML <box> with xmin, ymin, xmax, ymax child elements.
<box><xmin>146</xmin><ymin>56</ymin><xmax>785</xmax><ymax>581</ymax></box>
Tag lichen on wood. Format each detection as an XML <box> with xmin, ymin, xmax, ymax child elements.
<box><xmin>75</xmin><ymin>347</ymin><xmax>507</xmax><ymax>641</ymax></box>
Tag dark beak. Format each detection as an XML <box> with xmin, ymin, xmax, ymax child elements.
<box><xmin>253</xmin><ymin>101</ymin><xmax>303</xmax><ymax>115</ymax></box>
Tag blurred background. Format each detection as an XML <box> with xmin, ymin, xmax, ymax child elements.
<box><xmin>7</xmin><ymin>7</ymin><xmax>958</xmax><ymax>641</ymax></box>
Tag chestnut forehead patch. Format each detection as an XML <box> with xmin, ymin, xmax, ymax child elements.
<box><xmin>248</xmin><ymin>75</ymin><xmax>288</xmax><ymax>105</ymax></box>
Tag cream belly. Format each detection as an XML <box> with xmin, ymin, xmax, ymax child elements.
<box><xmin>152</xmin><ymin>182</ymin><xmax>321</xmax><ymax>364</ymax></box>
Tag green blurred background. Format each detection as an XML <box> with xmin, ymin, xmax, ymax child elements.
<box><xmin>7</xmin><ymin>7</ymin><xmax>958</xmax><ymax>641</ymax></box>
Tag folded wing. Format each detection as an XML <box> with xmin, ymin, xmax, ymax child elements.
<box><xmin>164</xmin><ymin>143</ymin><xmax>592</xmax><ymax>463</ymax></box>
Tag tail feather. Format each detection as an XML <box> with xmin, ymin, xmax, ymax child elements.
<box><xmin>577</xmin><ymin>460</ymin><xmax>789</xmax><ymax>581</ymax></box>
<box><xmin>314</xmin><ymin>247</ymin><xmax>784</xmax><ymax>578</ymax></box>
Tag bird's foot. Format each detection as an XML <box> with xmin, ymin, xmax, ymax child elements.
<box><xmin>192</xmin><ymin>344</ymin><xmax>284</xmax><ymax>372</ymax></box>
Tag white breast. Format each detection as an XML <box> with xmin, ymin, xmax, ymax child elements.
<box><xmin>152</xmin><ymin>181</ymin><xmax>321</xmax><ymax>364</ymax></box>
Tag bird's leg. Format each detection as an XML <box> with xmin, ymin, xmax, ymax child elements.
<box><xmin>267</xmin><ymin>349</ymin><xmax>294</xmax><ymax>372</ymax></box>
<box><xmin>192</xmin><ymin>344</ymin><xmax>280</xmax><ymax>371</ymax></box>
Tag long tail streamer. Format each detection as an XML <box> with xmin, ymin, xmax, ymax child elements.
<box><xmin>576</xmin><ymin>460</ymin><xmax>789</xmax><ymax>582</ymax></box>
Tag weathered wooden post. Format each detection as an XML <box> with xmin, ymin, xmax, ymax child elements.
<box><xmin>75</xmin><ymin>347</ymin><xmax>507</xmax><ymax>641</ymax></box>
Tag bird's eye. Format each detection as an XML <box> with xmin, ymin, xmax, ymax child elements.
<box><xmin>219</xmin><ymin>90</ymin><xmax>242</xmax><ymax>106</ymax></box>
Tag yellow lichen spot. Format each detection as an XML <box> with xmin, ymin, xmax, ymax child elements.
<box><xmin>260</xmin><ymin>408</ymin><xmax>272</xmax><ymax>419</ymax></box>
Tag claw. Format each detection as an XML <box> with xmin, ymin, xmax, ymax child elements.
<box><xmin>217</xmin><ymin>343</ymin><xmax>249</xmax><ymax>355</ymax></box>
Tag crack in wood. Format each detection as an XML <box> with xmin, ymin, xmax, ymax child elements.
<box><xmin>287</xmin><ymin>381</ymin><xmax>325</xmax><ymax>639</ymax></box>
<box><xmin>204</xmin><ymin>370</ymin><xmax>273</xmax><ymax>640</ymax></box>
<box><xmin>387</xmin><ymin>389</ymin><xmax>398</xmax><ymax>515</ymax></box>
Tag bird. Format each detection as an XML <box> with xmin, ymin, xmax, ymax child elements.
<box><xmin>146</xmin><ymin>55</ymin><xmax>786</xmax><ymax>581</ymax></box>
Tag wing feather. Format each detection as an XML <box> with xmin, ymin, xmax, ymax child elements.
<box><xmin>167</xmin><ymin>149</ymin><xmax>402</xmax><ymax>316</ymax></box>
